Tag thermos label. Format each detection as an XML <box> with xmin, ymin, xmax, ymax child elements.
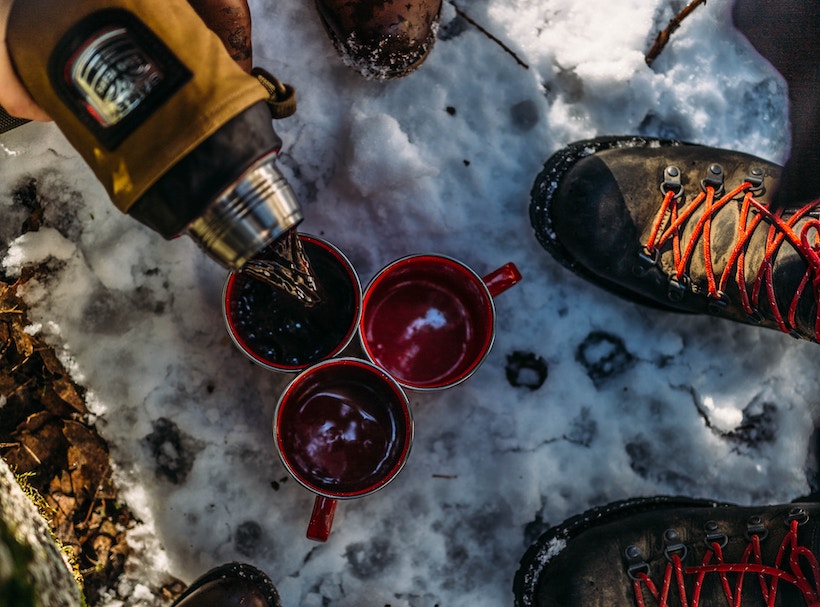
<box><xmin>69</xmin><ymin>26</ymin><xmax>163</xmax><ymax>127</ymax></box>
<box><xmin>50</xmin><ymin>9</ymin><xmax>191</xmax><ymax>150</ymax></box>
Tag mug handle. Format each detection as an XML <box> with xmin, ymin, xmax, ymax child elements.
<box><xmin>307</xmin><ymin>495</ymin><xmax>338</xmax><ymax>542</ymax></box>
<box><xmin>482</xmin><ymin>262</ymin><xmax>522</xmax><ymax>297</ymax></box>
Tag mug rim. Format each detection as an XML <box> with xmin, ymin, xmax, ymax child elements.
<box><xmin>358</xmin><ymin>253</ymin><xmax>497</xmax><ymax>391</ymax></box>
<box><xmin>223</xmin><ymin>233</ymin><xmax>363</xmax><ymax>372</ymax></box>
<box><xmin>272</xmin><ymin>357</ymin><xmax>414</xmax><ymax>500</ymax></box>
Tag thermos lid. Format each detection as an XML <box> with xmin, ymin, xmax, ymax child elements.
<box><xmin>186</xmin><ymin>151</ymin><xmax>303</xmax><ymax>270</ymax></box>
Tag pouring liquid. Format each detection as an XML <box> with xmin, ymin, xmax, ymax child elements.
<box><xmin>240</xmin><ymin>230</ymin><xmax>324</xmax><ymax>306</ymax></box>
<box><xmin>229</xmin><ymin>233</ymin><xmax>358</xmax><ymax>367</ymax></box>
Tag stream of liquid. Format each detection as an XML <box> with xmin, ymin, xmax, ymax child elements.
<box><xmin>240</xmin><ymin>231</ymin><xmax>324</xmax><ymax>306</ymax></box>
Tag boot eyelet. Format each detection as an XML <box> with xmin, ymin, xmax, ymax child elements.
<box><xmin>625</xmin><ymin>545</ymin><xmax>650</xmax><ymax>580</ymax></box>
<box><xmin>746</xmin><ymin>515</ymin><xmax>768</xmax><ymax>540</ymax></box>
<box><xmin>707</xmin><ymin>292</ymin><xmax>730</xmax><ymax>314</ymax></box>
<box><xmin>701</xmin><ymin>163</ymin><xmax>725</xmax><ymax>195</ymax></box>
<box><xmin>663</xmin><ymin>528</ymin><xmax>688</xmax><ymax>562</ymax></box>
<box><xmin>745</xmin><ymin>168</ymin><xmax>766</xmax><ymax>194</ymax></box>
<box><xmin>704</xmin><ymin>520</ymin><xmax>728</xmax><ymax>549</ymax></box>
<box><xmin>660</xmin><ymin>165</ymin><xmax>683</xmax><ymax>200</ymax></box>
<box><xmin>627</xmin><ymin>561</ymin><xmax>650</xmax><ymax>581</ymax></box>
<box><xmin>788</xmin><ymin>507</ymin><xmax>810</xmax><ymax>525</ymax></box>
<box><xmin>667</xmin><ymin>275</ymin><xmax>689</xmax><ymax>302</ymax></box>
<box><xmin>634</xmin><ymin>247</ymin><xmax>659</xmax><ymax>277</ymax></box>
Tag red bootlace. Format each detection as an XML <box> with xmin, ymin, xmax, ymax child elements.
<box><xmin>630</xmin><ymin>518</ymin><xmax>820</xmax><ymax>607</ymax></box>
<box><xmin>642</xmin><ymin>177</ymin><xmax>820</xmax><ymax>340</ymax></box>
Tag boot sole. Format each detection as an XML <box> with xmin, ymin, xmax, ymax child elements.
<box><xmin>529</xmin><ymin>135</ymin><xmax>696</xmax><ymax>313</ymax></box>
<box><xmin>512</xmin><ymin>495</ymin><xmax>731</xmax><ymax>607</ymax></box>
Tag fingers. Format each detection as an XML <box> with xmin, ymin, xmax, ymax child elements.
<box><xmin>0</xmin><ymin>0</ymin><xmax>50</xmax><ymax>121</ymax></box>
<box><xmin>0</xmin><ymin>46</ymin><xmax>51</xmax><ymax>121</ymax></box>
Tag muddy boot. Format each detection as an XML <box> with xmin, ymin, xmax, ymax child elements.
<box><xmin>513</xmin><ymin>495</ymin><xmax>820</xmax><ymax>607</ymax></box>
<box><xmin>313</xmin><ymin>0</ymin><xmax>442</xmax><ymax>79</ymax></box>
<box><xmin>171</xmin><ymin>563</ymin><xmax>282</xmax><ymax>607</ymax></box>
<box><xmin>530</xmin><ymin>136</ymin><xmax>820</xmax><ymax>342</ymax></box>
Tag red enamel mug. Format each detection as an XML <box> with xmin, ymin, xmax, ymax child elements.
<box><xmin>358</xmin><ymin>254</ymin><xmax>522</xmax><ymax>390</ymax></box>
<box><xmin>273</xmin><ymin>358</ymin><xmax>413</xmax><ymax>542</ymax></box>
<box><xmin>223</xmin><ymin>234</ymin><xmax>362</xmax><ymax>372</ymax></box>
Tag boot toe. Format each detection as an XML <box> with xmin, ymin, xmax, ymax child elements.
<box><xmin>172</xmin><ymin>563</ymin><xmax>282</xmax><ymax>607</ymax></box>
<box><xmin>549</xmin><ymin>153</ymin><xmax>640</xmax><ymax>282</ymax></box>
<box><xmin>314</xmin><ymin>0</ymin><xmax>442</xmax><ymax>79</ymax></box>
<box><xmin>532</xmin><ymin>139</ymin><xmax>677</xmax><ymax>310</ymax></box>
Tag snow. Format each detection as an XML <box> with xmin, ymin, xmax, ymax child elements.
<box><xmin>2</xmin><ymin>0</ymin><xmax>819</xmax><ymax>605</ymax></box>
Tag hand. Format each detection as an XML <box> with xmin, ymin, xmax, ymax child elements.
<box><xmin>0</xmin><ymin>0</ymin><xmax>50</xmax><ymax>121</ymax></box>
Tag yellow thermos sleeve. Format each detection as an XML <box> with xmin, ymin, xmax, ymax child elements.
<box><xmin>7</xmin><ymin>0</ymin><xmax>269</xmax><ymax>214</ymax></box>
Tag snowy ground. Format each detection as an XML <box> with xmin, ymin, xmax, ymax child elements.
<box><xmin>2</xmin><ymin>0</ymin><xmax>819</xmax><ymax>605</ymax></box>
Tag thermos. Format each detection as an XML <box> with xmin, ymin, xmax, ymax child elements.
<box><xmin>5</xmin><ymin>0</ymin><xmax>302</xmax><ymax>270</ymax></box>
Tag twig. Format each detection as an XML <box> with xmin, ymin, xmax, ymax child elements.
<box><xmin>22</xmin><ymin>442</ymin><xmax>43</xmax><ymax>465</ymax></box>
<box><xmin>81</xmin><ymin>462</ymin><xmax>110</xmax><ymax>528</ymax></box>
<box><xmin>645</xmin><ymin>0</ymin><xmax>708</xmax><ymax>66</ymax></box>
<box><xmin>449</xmin><ymin>2</ymin><xmax>529</xmax><ymax>70</ymax></box>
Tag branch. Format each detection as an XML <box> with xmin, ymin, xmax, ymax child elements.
<box><xmin>645</xmin><ymin>0</ymin><xmax>708</xmax><ymax>66</ymax></box>
<box><xmin>449</xmin><ymin>2</ymin><xmax>529</xmax><ymax>70</ymax></box>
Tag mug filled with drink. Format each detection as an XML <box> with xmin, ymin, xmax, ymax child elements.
<box><xmin>223</xmin><ymin>232</ymin><xmax>362</xmax><ymax>372</ymax></box>
<box><xmin>232</xmin><ymin>242</ymin><xmax>521</xmax><ymax>539</ymax></box>
<box><xmin>273</xmin><ymin>358</ymin><xmax>413</xmax><ymax>541</ymax></box>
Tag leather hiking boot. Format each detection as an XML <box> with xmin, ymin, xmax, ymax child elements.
<box><xmin>313</xmin><ymin>0</ymin><xmax>442</xmax><ymax>79</ymax></box>
<box><xmin>530</xmin><ymin>136</ymin><xmax>820</xmax><ymax>343</ymax></box>
<box><xmin>171</xmin><ymin>562</ymin><xmax>282</xmax><ymax>607</ymax></box>
<box><xmin>513</xmin><ymin>495</ymin><xmax>820</xmax><ymax>607</ymax></box>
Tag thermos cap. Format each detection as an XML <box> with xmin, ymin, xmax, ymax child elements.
<box><xmin>185</xmin><ymin>152</ymin><xmax>303</xmax><ymax>270</ymax></box>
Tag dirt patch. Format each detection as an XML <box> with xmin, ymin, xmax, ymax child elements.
<box><xmin>0</xmin><ymin>198</ymin><xmax>184</xmax><ymax>606</ymax></box>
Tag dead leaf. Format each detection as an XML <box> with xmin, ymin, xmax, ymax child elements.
<box><xmin>11</xmin><ymin>321</ymin><xmax>35</xmax><ymax>359</ymax></box>
<box><xmin>53</xmin><ymin>378</ymin><xmax>87</xmax><ymax>414</ymax></box>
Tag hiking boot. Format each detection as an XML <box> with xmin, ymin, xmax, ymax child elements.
<box><xmin>513</xmin><ymin>495</ymin><xmax>820</xmax><ymax>607</ymax></box>
<box><xmin>530</xmin><ymin>136</ymin><xmax>820</xmax><ymax>343</ymax></box>
<box><xmin>171</xmin><ymin>562</ymin><xmax>282</xmax><ymax>607</ymax></box>
<box><xmin>314</xmin><ymin>0</ymin><xmax>442</xmax><ymax>79</ymax></box>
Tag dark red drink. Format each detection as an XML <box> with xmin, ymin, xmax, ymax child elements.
<box><xmin>225</xmin><ymin>235</ymin><xmax>360</xmax><ymax>370</ymax></box>
<box><xmin>276</xmin><ymin>359</ymin><xmax>412</xmax><ymax>496</ymax></box>
<box><xmin>360</xmin><ymin>255</ymin><xmax>495</xmax><ymax>389</ymax></box>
